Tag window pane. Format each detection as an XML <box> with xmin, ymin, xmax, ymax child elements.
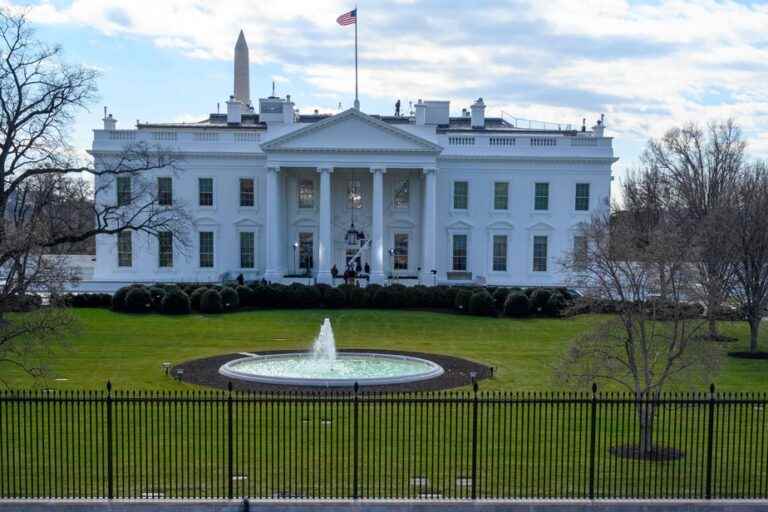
<box><xmin>493</xmin><ymin>235</ymin><xmax>507</xmax><ymax>271</ymax></box>
<box><xmin>453</xmin><ymin>181</ymin><xmax>468</xmax><ymax>210</ymax></box>
<box><xmin>158</xmin><ymin>177</ymin><xmax>172</xmax><ymax>206</ymax></box>
<box><xmin>199</xmin><ymin>178</ymin><xmax>213</xmax><ymax>206</ymax></box>
<box><xmin>575</xmin><ymin>183</ymin><xmax>590</xmax><ymax>211</ymax></box>
<box><xmin>158</xmin><ymin>232</ymin><xmax>173</xmax><ymax>268</ymax></box>
<box><xmin>116</xmin><ymin>177</ymin><xmax>131</xmax><ymax>206</ymax></box>
<box><xmin>298</xmin><ymin>179</ymin><xmax>314</xmax><ymax>208</ymax></box>
<box><xmin>299</xmin><ymin>232</ymin><xmax>314</xmax><ymax>270</ymax></box>
<box><xmin>347</xmin><ymin>180</ymin><xmax>362</xmax><ymax>209</ymax></box>
<box><xmin>394</xmin><ymin>179</ymin><xmax>410</xmax><ymax>209</ymax></box>
<box><xmin>199</xmin><ymin>231</ymin><xmax>214</xmax><ymax>268</ymax></box>
<box><xmin>494</xmin><ymin>182</ymin><xmax>509</xmax><ymax>210</ymax></box>
<box><xmin>452</xmin><ymin>234</ymin><xmax>467</xmax><ymax>271</ymax></box>
<box><xmin>240</xmin><ymin>231</ymin><xmax>255</xmax><ymax>268</ymax></box>
<box><xmin>534</xmin><ymin>183</ymin><xmax>549</xmax><ymax>210</ymax></box>
<box><xmin>394</xmin><ymin>233</ymin><xmax>409</xmax><ymax>270</ymax></box>
<box><xmin>574</xmin><ymin>235</ymin><xmax>588</xmax><ymax>271</ymax></box>
<box><xmin>240</xmin><ymin>178</ymin><xmax>254</xmax><ymax>207</ymax></box>
<box><xmin>117</xmin><ymin>231</ymin><xmax>132</xmax><ymax>267</ymax></box>
<box><xmin>533</xmin><ymin>235</ymin><xmax>548</xmax><ymax>272</ymax></box>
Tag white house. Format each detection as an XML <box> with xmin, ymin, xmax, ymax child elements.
<box><xmin>91</xmin><ymin>32</ymin><xmax>616</xmax><ymax>288</ymax></box>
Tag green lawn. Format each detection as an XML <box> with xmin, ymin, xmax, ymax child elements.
<box><xmin>4</xmin><ymin>308</ymin><xmax>768</xmax><ymax>392</ymax></box>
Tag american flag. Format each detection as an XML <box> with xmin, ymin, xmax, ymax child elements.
<box><xmin>336</xmin><ymin>8</ymin><xmax>357</xmax><ymax>26</ymax></box>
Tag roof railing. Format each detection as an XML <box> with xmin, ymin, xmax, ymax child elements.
<box><xmin>500</xmin><ymin>111</ymin><xmax>573</xmax><ymax>131</ymax></box>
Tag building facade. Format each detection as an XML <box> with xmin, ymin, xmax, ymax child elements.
<box><xmin>91</xmin><ymin>33</ymin><xmax>616</xmax><ymax>287</ymax></box>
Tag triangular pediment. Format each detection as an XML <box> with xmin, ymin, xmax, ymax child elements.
<box><xmin>261</xmin><ymin>109</ymin><xmax>442</xmax><ymax>153</ymax></box>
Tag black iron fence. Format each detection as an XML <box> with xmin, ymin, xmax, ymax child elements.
<box><xmin>1</xmin><ymin>383</ymin><xmax>767</xmax><ymax>500</ymax></box>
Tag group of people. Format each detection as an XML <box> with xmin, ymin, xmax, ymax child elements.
<box><xmin>331</xmin><ymin>261</ymin><xmax>370</xmax><ymax>284</ymax></box>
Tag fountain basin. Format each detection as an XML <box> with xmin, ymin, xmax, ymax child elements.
<box><xmin>219</xmin><ymin>352</ymin><xmax>445</xmax><ymax>387</ymax></box>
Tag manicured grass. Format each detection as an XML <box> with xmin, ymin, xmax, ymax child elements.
<box><xmin>3</xmin><ymin>308</ymin><xmax>768</xmax><ymax>392</ymax></box>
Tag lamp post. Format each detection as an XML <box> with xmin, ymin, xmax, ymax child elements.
<box><xmin>292</xmin><ymin>242</ymin><xmax>298</xmax><ymax>276</ymax></box>
<box><xmin>388</xmin><ymin>248</ymin><xmax>396</xmax><ymax>285</ymax></box>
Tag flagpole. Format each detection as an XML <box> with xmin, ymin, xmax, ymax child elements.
<box><xmin>353</xmin><ymin>6</ymin><xmax>359</xmax><ymax>110</ymax></box>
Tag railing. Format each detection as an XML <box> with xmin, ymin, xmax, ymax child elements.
<box><xmin>0</xmin><ymin>383</ymin><xmax>765</xmax><ymax>500</ymax></box>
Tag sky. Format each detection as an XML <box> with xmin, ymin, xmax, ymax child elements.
<box><xmin>3</xmin><ymin>0</ymin><xmax>768</xmax><ymax>185</ymax></box>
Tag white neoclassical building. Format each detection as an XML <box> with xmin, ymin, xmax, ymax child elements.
<box><xmin>91</xmin><ymin>32</ymin><xmax>616</xmax><ymax>288</ymax></box>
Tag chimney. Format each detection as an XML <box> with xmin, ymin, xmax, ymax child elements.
<box><xmin>227</xmin><ymin>95</ymin><xmax>242</xmax><ymax>124</ymax></box>
<box><xmin>470</xmin><ymin>98</ymin><xmax>485</xmax><ymax>129</ymax></box>
<box><xmin>102</xmin><ymin>107</ymin><xmax>117</xmax><ymax>130</ymax></box>
<box><xmin>414</xmin><ymin>99</ymin><xmax>426</xmax><ymax>125</ymax></box>
<box><xmin>233</xmin><ymin>30</ymin><xmax>250</xmax><ymax>106</ymax></box>
<box><xmin>593</xmin><ymin>114</ymin><xmax>605</xmax><ymax>137</ymax></box>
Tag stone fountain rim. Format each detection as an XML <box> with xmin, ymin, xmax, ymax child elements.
<box><xmin>218</xmin><ymin>351</ymin><xmax>445</xmax><ymax>387</ymax></box>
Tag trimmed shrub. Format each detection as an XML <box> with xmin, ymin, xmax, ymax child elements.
<box><xmin>200</xmin><ymin>289</ymin><xmax>223</xmax><ymax>314</ymax></box>
<box><xmin>469</xmin><ymin>290</ymin><xmax>496</xmax><ymax>317</ymax></box>
<box><xmin>314</xmin><ymin>283</ymin><xmax>331</xmax><ymax>299</ymax></box>
<box><xmin>235</xmin><ymin>285</ymin><xmax>254</xmax><ymax>308</ymax></box>
<box><xmin>3</xmin><ymin>294</ymin><xmax>43</xmax><ymax>312</ymax></box>
<box><xmin>432</xmin><ymin>286</ymin><xmax>453</xmax><ymax>309</ymax></box>
<box><xmin>149</xmin><ymin>286</ymin><xmax>166</xmax><ymax>312</ymax></box>
<box><xmin>250</xmin><ymin>283</ymin><xmax>271</xmax><ymax>308</ymax></box>
<box><xmin>388</xmin><ymin>284</ymin><xmax>408</xmax><ymax>308</ymax></box>
<box><xmin>221</xmin><ymin>287</ymin><xmax>240</xmax><ymax>312</ymax></box>
<box><xmin>544</xmin><ymin>292</ymin><xmax>566</xmax><ymax>317</ymax></box>
<box><xmin>454</xmin><ymin>289</ymin><xmax>473</xmax><ymax>312</ymax></box>
<box><xmin>492</xmin><ymin>287</ymin><xmax>510</xmax><ymax>310</ymax></box>
<box><xmin>530</xmin><ymin>288</ymin><xmax>552</xmax><ymax>312</ymax></box>
<box><xmin>348</xmin><ymin>287</ymin><xmax>369</xmax><ymax>308</ymax></box>
<box><xmin>504</xmin><ymin>292</ymin><xmax>530</xmax><ymax>317</ymax></box>
<box><xmin>323</xmin><ymin>287</ymin><xmax>346</xmax><ymax>308</ymax></box>
<box><xmin>190</xmin><ymin>287</ymin><xmax>207</xmax><ymax>311</ymax></box>
<box><xmin>408</xmin><ymin>286</ymin><xmax>433</xmax><ymax>308</ymax></box>
<box><xmin>161</xmin><ymin>287</ymin><xmax>191</xmax><ymax>315</ymax></box>
<box><xmin>112</xmin><ymin>286</ymin><xmax>135</xmax><ymax>312</ymax></box>
<box><xmin>372</xmin><ymin>287</ymin><xmax>394</xmax><ymax>309</ymax></box>
<box><xmin>125</xmin><ymin>286</ymin><xmax>152</xmax><ymax>313</ymax></box>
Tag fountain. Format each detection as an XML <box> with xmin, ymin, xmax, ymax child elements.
<box><xmin>218</xmin><ymin>318</ymin><xmax>444</xmax><ymax>387</ymax></box>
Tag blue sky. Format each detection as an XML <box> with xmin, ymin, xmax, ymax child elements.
<box><xmin>3</xmin><ymin>0</ymin><xmax>768</xmax><ymax>184</ymax></box>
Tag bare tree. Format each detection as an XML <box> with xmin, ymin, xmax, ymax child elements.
<box><xmin>730</xmin><ymin>162</ymin><xmax>768</xmax><ymax>356</ymax></box>
<box><xmin>0</xmin><ymin>11</ymin><xmax>190</xmax><ymax>379</ymax></box>
<box><xmin>643</xmin><ymin>121</ymin><xmax>744</xmax><ymax>339</ymax></box>
<box><xmin>558</xmin><ymin>170</ymin><xmax>721</xmax><ymax>457</ymax></box>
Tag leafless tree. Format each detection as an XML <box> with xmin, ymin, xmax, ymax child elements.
<box><xmin>0</xmin><ymin>11</ymin><xmax>190</xmax><ymax>379</ymax></box>
<box><xmin>730</xmin><ymin>162</ymin><xmax>768</xmax><ymax>355</ymax></box>
<box><xmin>557</xmin><ymin>170</ymin><xmax>721</xmax><ymax>457</ymax></box>
<box><xmin>643</xmin><ymin>121</ymin><xmax>745</xmax><ymax>339</ymax></box>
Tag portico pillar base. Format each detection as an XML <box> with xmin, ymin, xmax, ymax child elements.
<box><xmin>316</xmin><ymin>271</ymin><xmax>333</xmax><ymax>285</ymax></box>
<box><xmin>369</xmin><ymin>271</ymin><xmax>386</xmax><ymax>285</ymax></box>
<box><xmin>264</xmin><ymin>269</ymin><xmax>284</xmax><ymax>283</ymax></box>
<box><xmin>420</xmin><ymin>271</ymin><xmax>439</xmax><ymax>286</ymax></box>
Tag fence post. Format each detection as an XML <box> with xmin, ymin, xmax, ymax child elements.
<box><xmin>227</xmin><ymin>382</ymin><xmax>234</xmax><ymax>500</ymax></box>
<box><xmin>106</xmin><ymin>381</ymin><xmax>114</xmax><ymax>500</ymax></box>
<box><xmin>353</xmin><ymin>381</ymin><xmax>360</xmax><ymax>500</ymax></box>
<box><xmin>588</xmin><ymin>382</ymin><xmax>597</xmax><ymax>501</ymax></box>
<box><xmin>705</xmin><ymin>383</ymin><xmax>716</xmax><ymax>500</ymax></box>
<box><xmin>471</xmin><ymin>378</ymin><xmax>479</xmax><ymax>500</ymax></box>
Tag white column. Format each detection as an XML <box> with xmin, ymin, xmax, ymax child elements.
<box><xmin>316</xmin><ymin>167</ymin><xmax>333</xmax><ymax>284</ymax></box>
<box><xmin>264</xmin><ymin>165</ymin><xmax>283</xmax><ymax>282</ymax></box>
<box><xmin>370</xmin><ymin>167</ymin><xmax>386</xmax><ymax>284</ymax></box>
<box><xmin>420</xmin><ymin>167</ymin><xmax>438</xmax><ymax>284</ymax></box>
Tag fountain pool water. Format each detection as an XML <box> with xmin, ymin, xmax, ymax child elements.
<box><xmin>219</xmin><ymin>318</ymin><xmax>444</xmax><ymax>387</ymax></box>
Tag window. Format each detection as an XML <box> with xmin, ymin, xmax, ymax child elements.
<box><xmin>240</xmin><ymin>231</ymin><xmax>255</xmax><ymax>268</ymax></box>
<box><xmin>198</xmin><ymin>178</ymin><xmax>213</xmax><ymax>206</ymax></box>
<box><xmin>157</xmin><ymin>177</ymin><xmax>172</xmax><ymax>206</ymax></box>
<box><xmin>299</xmin><ymin>232</ymin><xmax>314</xmax><ymax>270</ymax></box>
<box><xmin>240</xmin><ymin>178</ymin><xmax>254</xmax><ymax>207</ymax></box>
<box><xmin>533</xmin><ymin>235</ymin><xmax>548</xmax><ymax>272</ymax></box>
<box><xmin>494</xmin><ymin>182</ymin><xmax>509</xmax><ymax>210</ymax></box>
<box><xmin>116</xmin><ymin>176</ymin><xmax>131</xmax><ymax>206</ymax></box>
<box><xmin>452</xmin><ymin>234</ymin><xmax>467</xmax><ymax>271</ymax></box>
<box><xmin>492</xmin><ymin>235</ymin><xmax>507</xmax><ymax>272</ymax></box>
<box><xmin>158</xmin><ymin>232</ymin><xmax>173</xmax><ymax>268</ymax></box>
<box><xmin>573</xmin><ymin>235</ymin><xmax>588</xmax><ymax>271</ymax></box>
<box><xmin>347</xmin><ymin>180</ymin><xmax>362</xmax><ymax>209</ymax></box>
<box><xmin>575</xmin><ymin>183</ymin><xmax>590</xmax><ymax>211</ymax></box>
<box><xmin>534</xmin><ymin>183</ymin><xmax>549</xmax><ymax>211</ymax></box>
<box><xmin>394</xmin><ymin>233</ymin><xmax>409</xmax><ymax>270</ymax></box>
<box><xmin>394</xmin><ymin>179</ymin><xmax>410</xmax><ymax>209</ymax></box>
<box><xmin>117</xmin><ymin>231</ymin><xmax>132</xmax><ymax>267</ymax></box>
<box><xmin>453</xmin><ymin>181</ymin><xmax>468</xmax><ymax>210</ymax></box>
<box><xmin>199</xmin><ymin>231</ymin><xmax>214</xmax><ymax>268</ymax></box>
<box><xmin>298</xmin><ymin>179</ymin><xmax>314</xmax><ymax>209</ymax></box>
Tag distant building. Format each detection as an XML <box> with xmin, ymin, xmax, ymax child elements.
<box><xmin>91</xmin><ymin>32</ymin><xmax>616</xmax><ymax>287</ymax></box>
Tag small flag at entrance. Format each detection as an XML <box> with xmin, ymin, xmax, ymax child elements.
<box><xmin>337</xmin><ymin>9</ymin><xmax>357</xmax><ymax>26</ymax></box>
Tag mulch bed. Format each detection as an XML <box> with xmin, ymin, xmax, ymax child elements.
<box><xmin>609</xmin><ymin>444</ymin><xmax>685</xmax><ymax>461</ymax></box>
<box><xmin>728</xmin><ymin>351</ymin><xmax>768</xmax><ymax>360</ymax></box>
<box><xmin>172</xmin><ymin>348</ymin><xmax>493</xmax><ymax>393</ymax></box>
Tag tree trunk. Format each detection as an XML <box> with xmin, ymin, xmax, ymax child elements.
<box><xmin>638</xmin><ymin>401</ymin><xmax>656</xmax><ymax>455</ymax></box>
<box><xmin>708</xmin><ymin>315</ymin><xmax>719</xmax><ymax>339</ymax></box>
<box><xmin>749</xmin><ymin>316</ymin><xmax>761</xmax><ymax>353</ymax></box>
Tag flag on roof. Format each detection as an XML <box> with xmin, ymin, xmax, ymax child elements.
<box><xmin>337</xmin><ymin>9</ymin><xmax>357</xmax><ymax>26</ymax></box>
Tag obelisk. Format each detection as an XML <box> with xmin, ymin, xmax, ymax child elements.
<box><xmin>234</xmin><ymin>30</ymin><xmax>250</xmax><ymax>105</ymax></box>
